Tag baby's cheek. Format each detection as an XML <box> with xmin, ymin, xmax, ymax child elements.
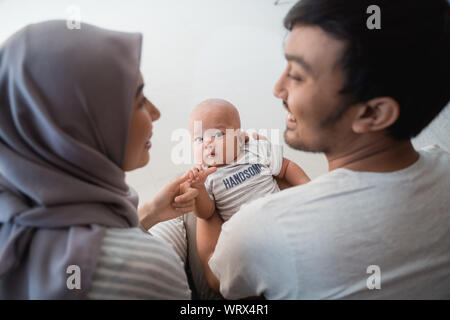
<box><xmin>223</xmin><ymin>136</ymin><xmax>236</xmax><ymax>162</ymax></box>
<box><xmin>193</xmin><ymin>146</ymin><xmax>203</xmax><ymax>165</ymax></box>
<box><xmin>221</xmin><ymin>139</ymin><xmax>227</xmax><ymax>160</ymax></box>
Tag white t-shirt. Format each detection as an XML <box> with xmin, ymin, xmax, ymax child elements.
<box><xmin>209</xmin><ymin>145</ymin><xmax>450</xmax><ymax>299</ymax></box>
<box><xmin>204</xmin><ymin>139</ymin><xmax>282</xmax><ymax>221</ymax></box>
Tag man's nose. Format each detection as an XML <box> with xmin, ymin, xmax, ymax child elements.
<box><xmin>273</xmin><ymin>71</ymin><xmax>288</xmax><ymax>101</ymax></box>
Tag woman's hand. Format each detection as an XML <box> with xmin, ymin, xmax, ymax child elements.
<box><xmin>187</xmin><ymin>166</ymin><xmax>217</xmax><ymax>189</ymax></box>
<box><xmin>139</xmin><ymin>172</ymin><xmax>199</xmax><ymax>230</ymax></box>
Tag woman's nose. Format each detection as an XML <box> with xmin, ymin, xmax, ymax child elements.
<box><xmin>148</xmin><ymin>101</ymin><xmax>160</xmax><ymax>122</ymax></box>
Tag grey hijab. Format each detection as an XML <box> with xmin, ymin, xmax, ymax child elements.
<box><xmin>0</xmin><ymin>20</ymin><xmax>142</xmax><ymax>299</ymax></box>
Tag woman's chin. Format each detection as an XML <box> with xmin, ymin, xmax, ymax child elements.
<box><xmin>134</xmin><ymin>153</ymin><xmax>150</xmax><ymax>170</ymax></box>
<box><xmin>142</xmin><ymin>152</ymin><xmax>150</xmax><ymax>166</ymax></box>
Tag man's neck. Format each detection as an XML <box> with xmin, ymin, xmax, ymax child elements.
<box><xmin>327</xmin><ymin>136</ymin><xmax>420</xmax><ymax>173</ymax></box>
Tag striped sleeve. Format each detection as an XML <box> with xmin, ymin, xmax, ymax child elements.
<box><xmin>87</xmin><ymin>228</ymin><xmax>191</xmax><ymax>300</ymax></box>
<box><xmin>148</xmin><ymin>216</ymin><xmax>187</xmax><ymax>264</ymax></box>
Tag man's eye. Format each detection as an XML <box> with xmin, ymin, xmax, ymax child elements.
<box><xmin>287</xmin><ymin>74</ymin><xmax>303</xmax><ymax>82</ymax></box>
<box><xmin>194</xmin><ymin>137</ymin><xmax>203</xmax><ymax>142</ymax></box>
<box><xmin>215</xmin><ymin>132</ymin><xmax>224</xmax><ymax>138</ymax></box>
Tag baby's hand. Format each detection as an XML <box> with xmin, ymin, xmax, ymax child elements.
<box><xmin>187</xmin><ymin>166</ymin><xmax>217</xmax><ymax>188</ymax></box>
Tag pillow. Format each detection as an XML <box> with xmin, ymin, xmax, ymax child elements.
<box><xmin>149</xmin><ymin>214</ymin><xmax>223</xmax><ymax>300</ymax></box>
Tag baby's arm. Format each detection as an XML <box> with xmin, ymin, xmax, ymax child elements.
<box><xmin>187</xmin><ymin>166</ymin><xmax>222</xmax><ymax>292</ymax></box>
<box><xmin>193</xmin><ymin>184</ymin><xmax>215</xmax><ymax>219</ymax></box>
<box><xmin>196</xmin><ymin>212</ymin><xmax>223</xmax><ymax>292</ymax></box>
<box><xmin>187</xmin><ymin>166</ymin><xmax>216</xmax><ymax>219</ymax></box>
<box><xmin>276</xmin><ymin>158</ymin><xmax>311</xmax><ymax>187</ymax></box>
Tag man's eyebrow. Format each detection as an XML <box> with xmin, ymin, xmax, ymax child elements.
<box><xmin>136</xmin><ymin>83</ymin><xmax>144</xmax><ymax>98</ymax></box>
<box><xmin>285</xmin><ymin>53</ymin><xmax>314</xmax><ymax>76</ymax></box>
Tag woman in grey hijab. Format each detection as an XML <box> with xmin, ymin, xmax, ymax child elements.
<box><xmin>0</xmin><ymin>20</ymin><xmax>198</xmax><ymax>299</ymax></box>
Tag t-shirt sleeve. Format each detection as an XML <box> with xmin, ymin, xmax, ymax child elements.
<box><xmin>251</xmin><ymin>140</ymin><xmax>283</xmax><ymax>176</ymax></box>
<box><xmin>204</xmin><ymin>175</ymin><xmax>215</xmax><ymax>201</ymax></box>
<box><xmin>208</xmin><ymin>202</ymin><xmax>297</xmax><ymax>299</ymax></box>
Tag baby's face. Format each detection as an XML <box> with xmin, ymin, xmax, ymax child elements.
<box><xmin>189</xmin><ymin>102</ymin><xmax>244</xmax><ymax>167</ymax></box>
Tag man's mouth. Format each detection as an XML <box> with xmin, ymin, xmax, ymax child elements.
<box><xmin>287</xmin><ymin>112</ymin><xmax>296</xmax><ymax>121</ymax></box>
<box><xmin>283</xmin><ymin>101</ymin><xmax>297</xmax><ymax>125</ymax></box>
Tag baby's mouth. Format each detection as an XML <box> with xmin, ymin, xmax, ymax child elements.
<box><xmin>205</xmin><ymin>150</ymin><xmax>216</xmax><ymax>159</ymax></box>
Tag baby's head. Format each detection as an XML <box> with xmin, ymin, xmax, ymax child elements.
<box><xmin>189</xmin><ymin>99</ymin><xmax>245</xmax><ymax>167</ymax></box>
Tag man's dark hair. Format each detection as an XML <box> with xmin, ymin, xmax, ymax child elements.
<box><xmin>284</xmin><ymin>0</ymin><xmax>450</xmax><ymax>140</ymax></box>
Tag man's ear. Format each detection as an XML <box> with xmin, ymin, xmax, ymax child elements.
<box><xmin>352</xmin><ymin>97</ymin><xmax>400</xmax><ymax>134</ymax></box>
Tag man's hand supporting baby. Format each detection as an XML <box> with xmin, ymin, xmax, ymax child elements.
<box><xmin>276</xmin><ymin>158</ymin><xmax>311</xmax><ymax>189</ymax></box>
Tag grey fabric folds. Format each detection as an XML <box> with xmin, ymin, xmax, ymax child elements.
<box><xmin>0</xmin><ymin>20</ymin><xmax>142</xmax><ymax>299</ymax></box>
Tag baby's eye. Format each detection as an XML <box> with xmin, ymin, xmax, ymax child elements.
<box><xmin>215</xmin><ymin>131</ymin><xmax>224</xmax><ymax>138</ymax></box>
<box><xmin>194</xmin><ymin>137</ymin><xmax>203</xmax><ymax>143</ymax></box>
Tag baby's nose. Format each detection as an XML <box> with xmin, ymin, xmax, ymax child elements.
<box><xmin>204</xmin><ymin>140</ymin><xmax>214</xmax><ymax>149</ymax></box>
<box><xmin>203</xmin><ymin>137</ymin><xmax>214</xmax><ymax>146</ymax></box>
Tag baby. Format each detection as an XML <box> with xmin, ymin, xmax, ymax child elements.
<box><xmin>186</xmin><ymin>98</ymin><xmax>310</xmax><ymax>222</ymax></box>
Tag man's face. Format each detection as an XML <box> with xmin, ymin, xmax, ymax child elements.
<box><xmin>274</xmin><ymin>25</ymin><xmax>354</xmax><ymax>154</ymax></box>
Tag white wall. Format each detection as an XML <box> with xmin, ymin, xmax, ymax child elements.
<box><xmin>1</xmin><ymin>0</ymin><xmax>448</xmax><ymax>204</ymax></box>
<box><xmin>0</xmin><ymin>0</ymin><xmax>329</xmax><ymax>203</ymax></box>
